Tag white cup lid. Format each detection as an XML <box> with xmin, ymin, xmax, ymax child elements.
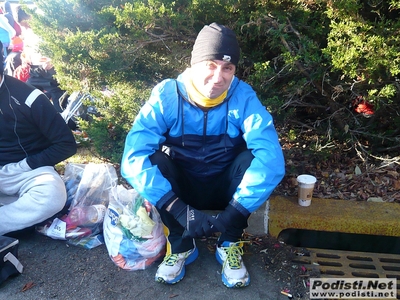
<box><xmin>297</xmin><ymin>174</ymin><xmax>317</xmax><ymax>184</ymax></box>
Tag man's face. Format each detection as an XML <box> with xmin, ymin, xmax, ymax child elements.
<box><xmin>191</xmin><ymin>60</ymin><xmax>236</xmax><ymax>99</ymax></box>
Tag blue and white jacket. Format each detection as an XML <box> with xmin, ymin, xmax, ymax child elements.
<box><xmin>121</xmin><ymin>69</ymin><xmax>285</xmax><ymax>214</ymax></box>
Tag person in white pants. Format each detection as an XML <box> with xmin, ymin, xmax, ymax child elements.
<box><xmin>0</xmin><ymin>160</ymin><xmax>69</xmax><ymax>235</ymax></box>
<box><xmin>0</xmin><ymin>40</ymin><xmax>76</xmax><ymax>236</ymax></box>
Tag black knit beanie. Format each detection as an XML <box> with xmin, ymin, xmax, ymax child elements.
<box><xmin>190</xmin><ymin>22</ymin><xmax>240</xmax><ymax>66</ymax></box>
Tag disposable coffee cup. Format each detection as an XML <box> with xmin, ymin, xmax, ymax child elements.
<box><xmin>296</xmin><ymin>174</ymin><xmax>317</xmax><ymax>207</ymax></box>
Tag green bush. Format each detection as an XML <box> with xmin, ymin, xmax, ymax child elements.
<box><xmin>26</xmin><ymin>0</ymin><xmax>400</xmax><ymax>163</ymax></box>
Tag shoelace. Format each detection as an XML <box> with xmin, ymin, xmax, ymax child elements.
<box><xmin>161</xmin><ymin>249</ymin><xmax>192</xmax><ymax>266</ymax></box>
<box><xmin>162</xmin><ymin>254</ymin><xmax>179</xmax><ymax>266</ymax></box>
<box><xmin>222</xmin><ymin>242</ymin><xmax>245</xmax><ymax>270</ymax></box>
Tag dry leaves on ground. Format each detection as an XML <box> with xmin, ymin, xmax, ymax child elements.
<box><xmin>275</xmin><ymin>144</ymin><xmax>400</xmax><ymax>203</ymax></box>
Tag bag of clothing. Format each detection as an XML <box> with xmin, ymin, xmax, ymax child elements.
<box><xmin>104</xmin><ymin>185</ymin><xmax>166</xmax><ymax>271</ymax></box>
<box><xmin>0</xmin><ymin>236</ymin><xmax>23</xmax><ymax>285</ymax></box>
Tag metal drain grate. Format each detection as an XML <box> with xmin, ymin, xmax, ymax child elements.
<box><xmin>293</xmin><ymin>248</ymin><xmax>400</xmax><ymax>298</ymax></box>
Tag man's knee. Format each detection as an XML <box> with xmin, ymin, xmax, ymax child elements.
<box><xmin>30</xmin><ymin>172</ymin><xmax>67</xmax><ymax>212</ymax></box>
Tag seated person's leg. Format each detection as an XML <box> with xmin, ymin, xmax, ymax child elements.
<box><xmin>0</xmin><ymin>165</ymin><xmax>66</xmax><ymax>236</ymax></box>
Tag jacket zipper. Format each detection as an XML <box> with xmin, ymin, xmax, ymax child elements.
<box><xmin>202</xmin><ymin>111</ymin><xmax>208</xmax><ymax>151</ymax></box>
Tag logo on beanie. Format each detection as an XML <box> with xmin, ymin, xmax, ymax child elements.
<box><xmin>222</xmin><ymin>55</ymin><xmax>231</xmax><ymax>62</ymax></box>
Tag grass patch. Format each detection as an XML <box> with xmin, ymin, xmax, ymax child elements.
<box><xmin>55</xmin><ymin>145</ymin><xmax>110</xmax><ymax>175</ymax></box>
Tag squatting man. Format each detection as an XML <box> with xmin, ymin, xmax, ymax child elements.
<box><xmin>121</xmin><ymin>22</ymin><xmax>285</xmax><ymax>288</ymax></box>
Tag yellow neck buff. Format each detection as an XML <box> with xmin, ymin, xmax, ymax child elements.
<box><xmin>185</xmin><ymin>76</ymin><xmax>227</xmax><ymax>108</ymax></box>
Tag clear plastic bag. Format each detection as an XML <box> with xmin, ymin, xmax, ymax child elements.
<box><xmin>104</xmin><ymin>185</ymin><xmax>166</xmax><ymax>270</ymax></box>
<box><xmin>63</xmin><ymin>163</ymin><xmax>86</xmax><ymax>210</ymax></box>
<box><xmin>36</xmin><ymin>163</ymin><xmax>118</xmax><ymax>249</ymax></box>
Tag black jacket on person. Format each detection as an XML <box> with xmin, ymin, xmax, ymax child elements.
<box><xmin>0</xmin><ymin>75</ymin><xmax>77</xmax><ymax>168</ymax></box>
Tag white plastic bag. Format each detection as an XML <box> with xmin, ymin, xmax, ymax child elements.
<box><xmin>104</xmin><ymin>185</ymin><xmax>166</xmax><ymax>270</ymax></box>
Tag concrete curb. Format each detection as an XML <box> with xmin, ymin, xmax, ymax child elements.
<box><xmin>268</xmin><ymin>195</ymin><xmax>400</xmax><ymax>238</ymax></box>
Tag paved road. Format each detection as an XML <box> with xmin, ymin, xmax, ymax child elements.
<box><xmin>0</xmin><ymin>231</ymin><xmax>299</xmax><ymax>300</ymax></box>
<box><xmin>1</xmin><ymin>203</ymin><xmax>310</xmax><ymax>300</ymax></box>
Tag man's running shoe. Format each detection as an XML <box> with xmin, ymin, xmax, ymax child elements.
<box><xmin>155</xmin><ymin>247</ymin><xmax>198</xmax><ymax>284</ymax></box>
<box><xmin>216</xmin><ymin>241</ymin><xmax>250</xmax><ymax>288</ymax></box>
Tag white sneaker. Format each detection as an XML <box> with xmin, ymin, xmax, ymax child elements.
<box><xmin>216</xmin><ymin>241</ymin><xmax>250</xmax><ymax>288</ymax></box>
<box><xmin>155</xmin><ymin>247</ymin><xmax>198</xmax><ymax>284</ymax></box>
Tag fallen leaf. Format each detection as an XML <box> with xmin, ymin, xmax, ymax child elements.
<box><xmin>354</xmin><ymin>165</ymin><xmax>362</xmax><ymax>175</ymax></box>
<box><xmin>290</xmin><ymin>177</ymin><xmax>298</xmax><ymax>186</ymax></box>
<box><xmin>387</xmin><ymin>170</ymin><xmax>399</xmax><ymax>178</ymax></box>
<box><xmin>21</xmin><ymin>281</ymin><xmax>35</xmax><ymax>292</ymax></box>
<box><xmin>321</xmin><ymin>171</ymin><xmax>329</xmax><ymax>178</ymax></box>
<box><xmin>393</xmin><ymin>180</ymin><xmax>400</xmax><ymax>190</ymax></box>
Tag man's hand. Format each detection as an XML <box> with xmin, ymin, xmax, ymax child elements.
<box><xmin>166</xmin><ymin>198</ymin><xmax>225</xmax><ymax>238</ymax></box>
<box><xmin>215</xmin><ymin>203</ymin><xmax>248</xmax><ymax>230</ymax></box>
